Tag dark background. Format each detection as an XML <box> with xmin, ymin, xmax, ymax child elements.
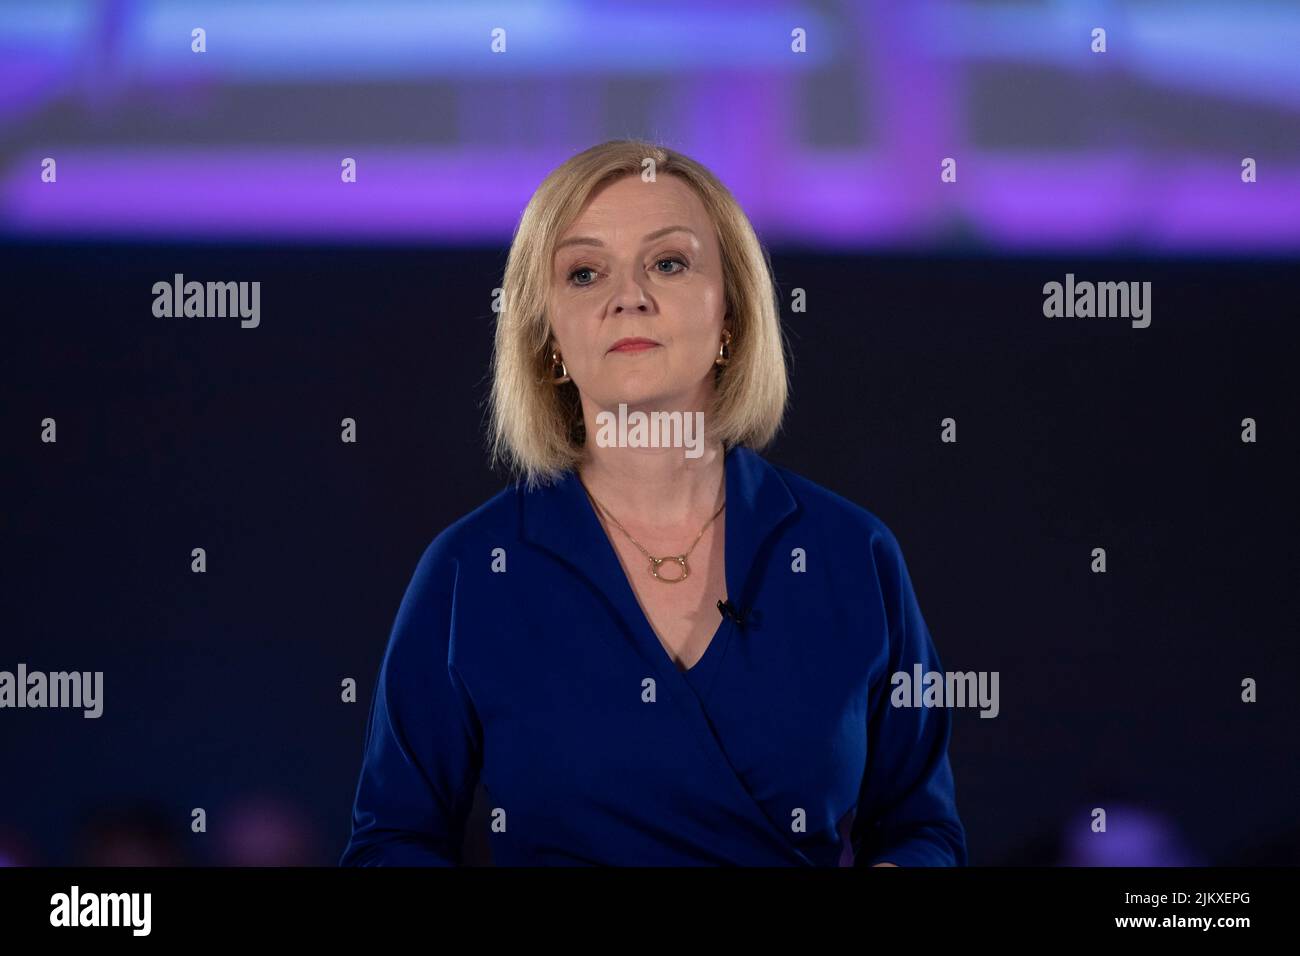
<box><xmin>2</xmin><ymin>241</ymin><xmax>1296</xmax><ymax>865</ymax></box>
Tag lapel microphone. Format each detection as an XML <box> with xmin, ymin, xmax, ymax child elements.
<box><xmin>716</xmin><ymin>599</ymin><xmax>746</xmax><ymax>628</ymax></box>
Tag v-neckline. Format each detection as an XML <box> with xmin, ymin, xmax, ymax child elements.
<box><xmin>574</xmin><ymin>458</ymin><xmax>734</xmax><ymax>689</ymax></box>
<box><xmin>679</xmin><ymin>613</ymin><xmax>733</xmax><ymax>701</ymax></box>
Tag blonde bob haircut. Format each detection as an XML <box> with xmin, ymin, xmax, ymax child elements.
<box><xmin>487</xmin><ymin>139</ymin><xmax>789</xmax><ymax>490</ymax></box>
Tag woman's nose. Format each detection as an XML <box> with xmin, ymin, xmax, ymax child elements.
<box><xmin>611</xmin><ymin>274</ymin><xmax>650</xmax><ymax>314</ymax></box>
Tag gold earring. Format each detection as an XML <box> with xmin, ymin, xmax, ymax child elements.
<box><xmin>714</xmin><ymin>328</ymin><xmax>733</xmax><ymax>367</ymax></box>
<box><xmin>550</xmin><ymin>348</ymin><xmax>570</xmax><ymax>384</ymax></box>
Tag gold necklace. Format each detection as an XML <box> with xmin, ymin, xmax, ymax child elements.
<box><xmin>579</xmin><ymin>472</ymin><xmax>725</xmax><ymax>584</ymax></box>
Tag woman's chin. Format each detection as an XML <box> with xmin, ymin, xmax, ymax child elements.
<box><xmin>599</xmin><ymin>379</ymin><xmax>672</xmax><ymax>408</ymax></box>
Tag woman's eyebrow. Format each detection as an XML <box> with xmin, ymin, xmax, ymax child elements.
<box><xmin>554</xmin><ymin>225</ymin><xmax>697</xmax><ymax>253</ymax></box>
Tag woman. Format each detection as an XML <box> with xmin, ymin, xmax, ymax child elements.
<box><xmin>340</xmin><ymin>140</ymin><xmax>967</xmax><ymax>867</ymax></box>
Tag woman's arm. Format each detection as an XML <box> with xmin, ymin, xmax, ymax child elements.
<box><xmin>340</xmin><ymin>540</ymin><xmax>483</xmax><ymax>866</ymax></box>
<box><xmin>852</xmin><ymin>526</ymin><xmax>968</xmax><ymax>867</ymax></box>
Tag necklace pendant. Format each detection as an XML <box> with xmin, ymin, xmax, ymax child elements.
<box><xmin>650</xmin><ymin>555</ymin><xmax>689</xmax><ymax>583</ymax></box>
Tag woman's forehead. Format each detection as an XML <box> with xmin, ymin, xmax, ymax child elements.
<box><xmin>563</xmin><ymin>176</ymin><xmax>708</xmax><ymax>235</ymax></box>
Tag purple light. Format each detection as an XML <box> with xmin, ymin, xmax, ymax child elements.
<box><xmin>4</xmin><ymin>147</ymin><xmax>1297</xmax><ymax>251</ymax></box>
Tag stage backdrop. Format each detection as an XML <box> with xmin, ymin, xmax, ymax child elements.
<box><xmin>1</xmin><ymin>0</ymin><xmax>1297</xmax><ymax>866</ymax></box>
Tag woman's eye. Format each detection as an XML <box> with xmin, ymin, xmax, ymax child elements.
<box><xmin>568</xmin><ymin>258</ymin><xmax>684</xmax><ymax>286</ymax></box>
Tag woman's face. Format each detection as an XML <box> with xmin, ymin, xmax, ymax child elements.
<box><xmin>546</xmin><ymin>173</ymin><xmax>727</xmax><ymax>417</ymax></box>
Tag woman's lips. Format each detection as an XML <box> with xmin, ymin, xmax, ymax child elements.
<box><xmin>608</xmin><ymin>340</ymin><xmax>661</xmax><ymax>353</ymax></box>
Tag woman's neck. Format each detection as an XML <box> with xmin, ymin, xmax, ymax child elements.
<box><xmin>577</xmin><ymin>441</ymin><xmax>726</xmax><ymax>534</ymax></box>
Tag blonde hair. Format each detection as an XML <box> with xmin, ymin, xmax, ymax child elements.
<box><xmin>486</xmin><ymin>139</ymin><xmax>789</xmax><ymax>490</ymax></box>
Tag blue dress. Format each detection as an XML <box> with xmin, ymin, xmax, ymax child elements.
<box><xmin>340</xmin><ymin>444</ymin><xmax>967</xmax><ymax>866</ymax></box>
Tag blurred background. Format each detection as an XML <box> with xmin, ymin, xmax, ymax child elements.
<box><xmin>1</xmin><ymin>0</ymin><xmax>1297</xmax><ymax>866</ymax></box>
<box><xmin>3</xmin><ymin>0</ymin><xmax>1299</xmax><ymax>248</ymax></box>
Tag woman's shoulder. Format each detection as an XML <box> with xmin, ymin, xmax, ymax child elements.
<box><xmin>760</xmin><ymin>456</ymin><xmax>921</xmax><ymax>595</ymax></box>
<box><xmin>764</xmin><ymin>455</ymin><xmax>906</xmax><ymax>554</ymax></box>
<box><xmin>414</xmin><ymin>481</ymin><xmax>523</xmax><ymax>568</ymax></box>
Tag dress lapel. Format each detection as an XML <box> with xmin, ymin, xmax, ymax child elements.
<box><xmin>519</xmin><ymin>443</ymin><xmax>811</xmax><ymax>865</ymax></box>
<box><xmin>518</xmin><ymin>443</ymin><xmax>798</xmax><ymax>672</ymax></box>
